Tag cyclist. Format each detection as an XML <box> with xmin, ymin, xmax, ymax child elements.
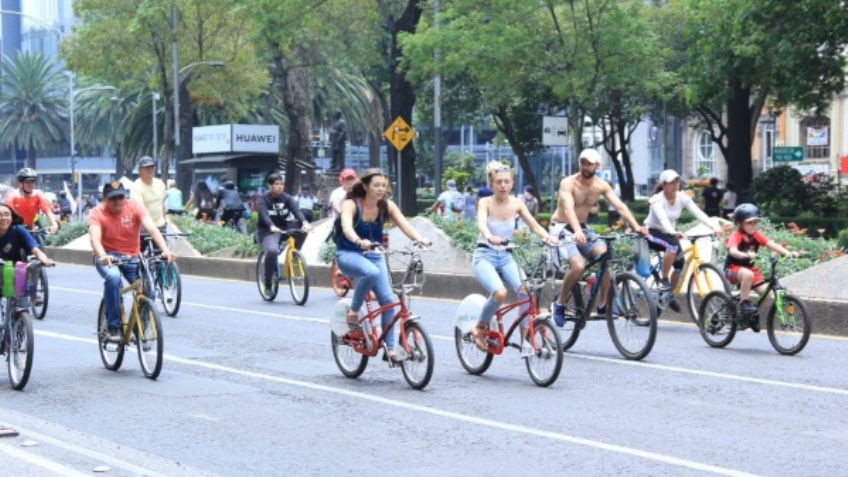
<box><xmin>131</xmin><ymin>156</ymin><xmax>167</xmax><ymax>231</ymax></box>
<box><xmin>330</xmin><ymin>168</ymin><xmax>357</xmax><ymax>219</ymax></box>
<box><xmin>549</xmin><ymin>149</ymin><xmax>646</xmax><ymax>325</ymax></box>
<box><xmin>644</xmin><ymin>169</ymin><xmax>721</xmax><ymax>312</ymax></box>
<box><xmin>4</xmin><ymin>168</ymin><xmax>59</xmax><ymax>241</ymax></box>
<box><xmin>89</xmin><ymin>182</ymin><xmax>175</xmax><ymax>341</ymax></box>
<box><xmin>57</xmin><ymin>191</ymin><xmax>74</xmax><ymax>222</ymax></box>
<box><xmin>165</xmin><ymin>179</ymin><xmax>184</xmax><ymax>216</ymax></box>
<box><xmin>0</xmin><ymin>203</ymin><xmax>54</xmax><ymax>268</ymax></box>
<box><xmin>215</xmin><ymin>179</ymin><xmax>245</xmax><ymax>229</ymax></box>
<box><xmin>257</xmin><ymin>173</ymin><xmax>312</xmax><ymax>293</ymax></box>
<box><xmin>470</xmin><ymin>162</ymin><xmax>557</xmax><ymax>354</ymax></box>
<box><xmin>725</xmin><ymin>203</ymin><xmax>798</xmax><ymax>332</ymax></box>
<box><xmin>335</xmin><ymin>168</ymin><xmax>431</xmax><ymax>361</ymax></box>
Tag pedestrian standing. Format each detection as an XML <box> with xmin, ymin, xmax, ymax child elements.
<box><xmin>721</xmin><ymin>183</ymin><xmax>737</xmax><ymax>219</ymax></box>
<box><xmin>296</xmin><ymin>185</ymin><xmax>316</xmax><ymax>223</ymax></box>
<box><xmin>701</xmin><ymin>177</ymin><xmax>723</xmax><ymax>217</ymax></box>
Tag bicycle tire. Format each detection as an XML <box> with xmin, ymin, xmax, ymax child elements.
<box><xmin>525</xmin><ymin>317</ymin><xmax>564</xmax><ymax>387</ymax></box>
<box><xmin>330</xmin><ymin>260</ymin><xmax>350</xmax><ymax>297</ymax></box>
<box><xmin>159</xmin><ymin>262</ymin><xmax>182</xmax><ymax>317</ymax></box>
<box><xmin>697</xmin><ymin>290</ymin><xmax>737</xmax><ymax>348</ymax></box>
<box><xmin>454</xmin><ymin>327</ymin><xmax>493</xmax><ymax>375</ymax></box>
<box><xmin>288</xmin><ymin>250</ymin><xmax>309</xmax><ymax>306</ymax></box>
<box><xmin>255</xmin><ymin>252</ymin><xmax>278</xmax><ymax>301</ymax></box>
<box><xmin>553</xmin><ymin>288</ymin><xmax>582</xmax><ymax>351</ymax></box>
<box><xmin>331</xmin><ymin>331</ymin><xmax>368</xmax><ymax>378</ymax></box>
<box><xmin>97</xmin><ymin>299</ymin><xmax>124</xmax><ymax>371</ymax></box>
<box><xmin>136</xmin><ymin>297</ymin><xmax>163</xmax><ymax>379</ymax></box>
<box><xmin>31</xmin><ymin>268</ymin><xmax>48</xmax><ymax>320</ymax></box>
<box><xmin>607</xmin><ymin>272</ymin><xmax>657</xmax><ymax>360</ymax></box>
<box><xmin>400</xmin><ymin>321</ymin><xmax>434</xmax><ymax>390</ymax></box>
<box><xmin>767</xmin><ymin>293</ymin><xmax>811</xmax><ymax>356</ymax></box>
<box><xmin>686</xmin><ymin>263</ymin><xmax>730</xmax><ymax>324</ymax></box>
<box><xmin>7</xmin><ymin>310</ymin><xmax>33</xmax><ymax>390</ymax></box>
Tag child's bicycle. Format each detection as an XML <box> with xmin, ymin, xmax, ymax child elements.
<box><xmin>698</xmin><ymin>253</ymin><xmax>811</xmax><ymax>355</ymax></box>
<box><xmin>453</xmin><ymin>242</ymin><xmax>564</xmax><ymax>387</ymax></box>
<box><xmin>641</xmin><ymin>233</ymin><xmax>730</xmax><ymax>322</ymax></box>
<box><xmin>96</xmin><ymin>257</ymin><xmax>164</xmax><ymax>379</ymax></box>
<box><xmin>0</xmin><ymin>257</ymin><xmax>49</xmax><ymax>390</ymax></box>
<box><xmin>555</xmin><ymin>233</ymin><xmax>658</xmax><ymax>361</ymax></box>
<box><xmin>329</xmin><ymin>242</ymin><xmax>434</xmax><ymax>390</ymax></box>
<box><xmin>256</xmin><ymin>230</ymin><xmax>309</xmax><ymax>305</ymax></box>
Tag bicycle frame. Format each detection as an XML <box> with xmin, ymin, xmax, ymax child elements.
<box><xmin>485</xmin><ymin>293</ymin><xmax>541</xmax><ymax>355</ymax></box>
<box><xmin>344</xmin><ymin>295</ymin><xmax>413</xmax><ymax>358</ymax></box>
<box><xmin>116</xmin><ymin>279</ymin><xmax>155</xmax><ymax>345</ymax></box>
<box><xmin>573</xmin><ymin>250</ymin><xmax>613</xmax><ymax>316</ymax></box>
<box><xmin>649</xmin><ymin>234</ymin><xmax>715</xmax><ymax>296</ymax></box>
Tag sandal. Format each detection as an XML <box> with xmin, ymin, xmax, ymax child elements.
<box><xmin>472</xmin><ymin>323</ymin><xmax>489</xmax><ymax>351</ymax></box>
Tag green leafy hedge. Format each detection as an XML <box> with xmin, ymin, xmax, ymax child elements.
<box><xmin>173</xmin><ymin>216</ymin><xmax>259</xmax><ymax>257</ymax></box>
<box><xmin>45</xmin><ymin>221</ymin><xmax>88</xmax><ymax>247</ymax></box>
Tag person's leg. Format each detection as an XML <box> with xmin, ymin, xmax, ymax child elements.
<box><xmin>738</xmin><ymin>268</ymin><xmax>754</xmax><ymax>303</ymax></box>
<box><xmin>94</xmin><ymin>256</ymin><xmax>123</xmax><ymax>333</ymax></box>
<box><xmin>261</xmin><ymin>233</ymin><xmax>282</xmax><ymax>288</ymax></box>
<box><xmin>368</xmin><ymin>253</ymin><xmax>398</xmax><ymax>349</ymax></box>
<box><xmin>471</xmin><ymin>249</ymin><xmax>507</xmax><ymax>349</ymax></box>
<box><xmin>336</xmin><ymin>250</ymin><xmax>380</xmax><ymax>315</ymax></box>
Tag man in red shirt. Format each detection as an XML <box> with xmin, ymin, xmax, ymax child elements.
<box><xmin>89</xmin><ymin>181</ymin><xmax>175</xmax><ymax>341</ymax></box>
<box><xmin>4</xmin><ymin>168</ymin><xmax>59</xmax><ymax>240</ymax></box>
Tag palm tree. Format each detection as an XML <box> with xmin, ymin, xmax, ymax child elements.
<box><xmin>0</xmin><ymin>52</ymin><xmax>67</xmax><ymax>168</ymax></box>
<box><xmin>74</xmin><ymin>84</ymin><xmax>136</xmax><ymax>176</ymax></box>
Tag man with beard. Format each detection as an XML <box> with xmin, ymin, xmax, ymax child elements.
<box><xmin>548</xmin><ymin>149</ymin><xmax>646</xmax><ymax>326</ymax></box>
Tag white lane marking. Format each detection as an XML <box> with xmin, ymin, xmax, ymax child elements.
<box><xmin>0</xmin><ymin>421</ymin><xmax>164</xmax><ymax>477</ymax></box>
<box><xmin>35</xmin><ymin>330</ymin><xmax>756</xmax><ymax>477</ymax></box>
<box><xmin>0</xmin><ymin>441</ymin><xmax>91</xmax><ymax>477</ymax></box>
<box><xmin>51</xmin><ymin>286</ymin><xmax>848</xmax><ymax>394</ymax></box>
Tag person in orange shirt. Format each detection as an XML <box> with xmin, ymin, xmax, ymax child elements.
<box><xmin>4</xmin><ymin>168</ymin><xmax>59</xmax><ymax>241</ymax></box>
<box><xmin>88</xmin><ymin>181</ymin><xmax>175</xmax><ymax>341</ymax></box>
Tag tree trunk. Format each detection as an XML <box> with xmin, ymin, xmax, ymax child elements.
<box><xmin>617</xmin><ymin>119</ymin><xmax>635</xmax><ymax>201</ymax></box>
<box><xmin>368</xmin><ymin>132</ymin><xmax>381</xmax><ymax>168</ymax></box>
<box><xmin>281</xmin><ymin>58</ymin><xmax>312</xmax><ymax>194</ymax></box>
<box><xmin>494</xmin><ymin>106</ymin><xmax>540</xmax><ymax>204</ymax></box>
<box><xmin>10</xmin><ymin>140</ymin><xmax>18</xmax><ymax>172</ymax></box>
<box><xmin>725</xmin><ymin>81</ymin><xmax>754</xmax><ymax>197</ymax></box>
<box><xmin>114</xmin><ymin>144</ymin><xmax>125</xmax><ymax>178</ymax></box>
<box><xmin>27</xmin><ymin>138</ymin><xmax>35</xmax><ymax>169</ymax></box>
<box><xmin>177</xmin><ymin>81</ymin><xmax>194</xmax><ymax>193</ymax></box>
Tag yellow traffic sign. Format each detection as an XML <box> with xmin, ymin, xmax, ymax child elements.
<box><xmin>384</xmin><ymin>116</ymin><xmax>415</xmax><ymax>151</ymax></box>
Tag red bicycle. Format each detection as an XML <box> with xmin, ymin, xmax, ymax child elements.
<box><xmin>329</xmin><ymin>243</ymin><xmax>434</xmax><ymax>389</ymax></box>
<box><xmin>330</xmin><ymin>257</ymin><xmax>352</xmax><ymax>297</ymax></box>
<box><xmin>453</xmin><ymin>243</ymin><xmax>563</xmax><ymax>387</ymax></box>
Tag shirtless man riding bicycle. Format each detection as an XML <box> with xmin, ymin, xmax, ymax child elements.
<box><xmin>549</xmin><ymin>149</ymin><xmax>646</xmax><ymax>325</ymax></box>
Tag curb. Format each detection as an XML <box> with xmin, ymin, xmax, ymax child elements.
<box><xmin>46</xmin><ymin>247</ymin><xmax>847</xmax><ymax>337</ymax></box>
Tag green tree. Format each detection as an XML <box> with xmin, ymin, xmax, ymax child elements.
<box><xmin>0</xmin><ymin>52</ymin><xmax>67</xmax><ymax>169</ymax></box>
<box><xmin>668</xmin><ymin>0</ymin><xmax>848</xmax><ymax>194</ymax></box>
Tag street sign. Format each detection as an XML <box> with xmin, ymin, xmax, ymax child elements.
<box><xmin>542</xmin><ymin>116</ymin><xmax>568</xmax><ymax>146</ymax></box>
<box><xmin>384</xmin><ymin>116</ymin><xmax>415</xmax><ymax>151</ymax></box>
<box><xmin>772</xmin><ymin>146</ymin><xmax>803</xmax><ymax>162</ymax></box>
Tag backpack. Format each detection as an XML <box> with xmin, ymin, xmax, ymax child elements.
<box><xmin>450</xmin><ymin>191</ymin><xmax>466</xmax><ymax>213</ymax></box>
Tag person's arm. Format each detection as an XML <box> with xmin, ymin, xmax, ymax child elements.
<box><xmin>726</xmin><ymin>234</ymin><xmax>754</xmax><ymax>261</ymax></box>
<box><xmin>141</xmin><ymin>214</ymin><xmax>175</xmax><ymax>262</ymax></box>
<box><xmin>38</xmin><ymin>196</ymin><xmax>58</xmax><ymax>233</ymax></box>
<box><xmin>88</xmin><ymin>222</ymin><xmax>113</xmax><ymax>265</ymax></box>
<box><xmin>684</xmin><ymin>196</ymin><xmax>720</xmax><ymax>233</ymax></box>
<box><xmin>18</xmin><ymin>226</ymin><xmax>53</xmax><ymax>265</ymax></box>
<box><xmin>606</xmin><ymin>186</ymin><xmax>644</xmax><ymax>233</ymax></box>
<box><xmin>515</xmin><ymin>198</ymin><xmax>556</xmax><ymax>244</ymax></box>
<box><xmin>256</xmin><ymin>195</ymin><xmax>274</xmax><ymax>229</ymax></box>
<box><xmin>387</xmin><ymin>200</ymin><xmax>431</xmax><ymax>245</ymax></box>
<box><xmin>339</xmin><ymin>199</ymin><xmax>367</xmax><ymax>249</ymax></box>
<box><xmin>285</xmin><ymin>194</ymin><xmax>311</xmax><ymax>230</ymax></box>
<box><xmin>331</xmin><ymin>192</ymin><xmax>344</xmax><ymax>215</ymax></box>
<box><xmin>559</xmin><ymin>179</ymin><xmax>583</xmax><ymax>234</ymax></box>
<box><xmin>476</xmin><ymin>197</ymin><xmax>497</xmax><ymax>243</ymax></box>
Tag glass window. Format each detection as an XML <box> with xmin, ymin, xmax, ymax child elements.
<box><xmin>693</xmin><ymin>131</ymin><xmax>716</xmax><ymax>176</ymax></box>
<box><xmin>801</xmin><ymin>116</ymin><xmax>830</xmax><ymax>160</ymax></box>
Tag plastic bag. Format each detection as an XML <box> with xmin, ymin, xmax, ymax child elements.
<box><xmin>633</xmin><ymin>237</ymin><xmax>652</xmax><ymax>278</ymax></box>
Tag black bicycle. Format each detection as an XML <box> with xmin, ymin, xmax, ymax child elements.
<box><xmin>0</xmin><ymin>257</ymin><xmax>49</xmax><ymax>390</ymax></box>
<box><xmin>140</xmin><ymin>234</ymin><xmax>185</xmax><ymax>317</ymax></box>
<box><xmin>28</xmin><ymin>228</ymin><xmax>49</xmax><ymax>320</ymax></box>
<box><xmin>554</xmin><ymin>234</ymin><xmax>658</xmax><ymax>360</ymax></box>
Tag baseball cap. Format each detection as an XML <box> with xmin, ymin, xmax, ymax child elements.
<box><xmin>102</xmin><ymin>181</ymin><xmax>127</xmax><ymax>199</ymax></box>
<box><xmin>339</xmin><ymin>168</ymin><xmax>357</xmax><ymax>182</ymax></box>
<box><xmin>446</xmin><ymin>179</ymin><xmax>457</xmax><ymax>189</ymax></box>
<box><xmin>137</xmin><ymin>156</ymin><xmax>155</xmax><ymax>168</ymax></box>
<box><xmin>658</xmin><ymin>169</ymin><xmax>680</xmax><ymax>184</ymax></box>
<box><xmin>578</xmin><ymin>149</ymin><xmax>601</xmax><ymax>164</ymax></box>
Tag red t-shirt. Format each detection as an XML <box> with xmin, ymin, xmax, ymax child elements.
<box><xmin>4</xmin><ymin>189</ymin><xmax>51</xmax><ymax>227</ymax></box>
<box><xmin>725</xmin><ymin>229</ymin><xmax>769</xmax><ymax>267</ymax></box>
<box><xmin>87</xmin><ymin>200</ymin><xmax>149</xmax><ymax>256</ymax></box>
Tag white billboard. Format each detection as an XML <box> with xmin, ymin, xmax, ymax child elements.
<box><xmin>232</xmin><ymin>124</ymin><xmax>279</xmax><ymax>153</ymax></box>
<box><xmin>542</xmin><ymin>116</ymin><xmax>569</xmax><ymax>146</ymax></box>
<box><xmin>192</xmin><ymin>125</ymin><xmax>231</xmax><ymax>154</ymax></box>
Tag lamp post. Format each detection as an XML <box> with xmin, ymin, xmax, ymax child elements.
<box><xmin>172</xmin><ymin>61</ymin><xmax>225</xmax><ymax>186</ymax></box>
<box><xmin>152</xmin><ymin>91</ymin><xmax>160</xmax><ymax>168</ymax></box>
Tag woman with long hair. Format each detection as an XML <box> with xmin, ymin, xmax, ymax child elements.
<box><xmin>187</xmin><ymin>180</ymin><xmax>216</xmax><ymax>222</ymax></box>
<box><xmin>335</xmin><ymin>168</ymin><xmax>431</xmax><ymax>361</ymax></box>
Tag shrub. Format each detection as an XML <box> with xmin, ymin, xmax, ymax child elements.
<box><xmin>837</xmin><ymin>228</ymin><xmax>848</xmax><ymax>251</ymax></box>
<box><xmin>45</xmin><ymin>221</ymin><xmax>88</xmax><ymax>247</ymax></box>
<box><xmin>173</xmin><ymin>216</ymin><xmax>258</xmax><ymax>257</ymax></box>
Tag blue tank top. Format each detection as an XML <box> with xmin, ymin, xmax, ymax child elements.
<box><xmin>337</xmin><ymin>199</ymin><xmax>385</xmax><ymax>252</ymax></box>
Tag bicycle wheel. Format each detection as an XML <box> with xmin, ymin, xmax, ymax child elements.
<box><xmin>767</xmin><ymin>293</ymin><xmax>810</xmax><ymax>355</ymax></box>
<box><xmin>525</xmin><ymin>317</ymin><xmax>563</xmax><ymax>387</ymax></box>
<box><xmin>454</xmin><ymin>327</ymin><xmax>493</xmax><ymax>375</ymax></box>
<box><xmin>331</xmin><ymin>260</ymin><xmax>350</xmax><ymax>297</ymax></box>
<box><xmin>31</xmin><ymin>268</ymin><xmax>48</xmax><ymax>320</ymax></box>
<box><xmin>97</xmin><ymin>299</ymin><xmax>124</xmax><ymax>371</ymax></box>
<box><xmin>136</xmin><ymin>297</ymin><xmax>163</xmax><ymax>379</ymax></box>
<box><xmin>159</xmin><ymin>262</ymin><xmax>182</xmax><ymax>317</ymax></box>
<box><xmin>698</xmin><ymin>291</ymin><xmax>737</xmax><ymax>348</ymax></box>
<box><xmin>553</xmin><ymin>288</ymin><xmax>582</xmax><ymax>351</ymax></box>
<box><xmin>400</xmin><ymin>321</ymin><xmax>434</xmax><ymax>390</ymax></box>
<box><xmin>607</xmin><ymin>272</ymin><xmax>657</xmax><ymax>360</ymax></box>
<box><xmin>7</xmin><ymin>310</ymin><xmax>34</xmax><ymax>390</ymax></box>
<box><xmin>331</xmin><ymin>331</ymin><xmax>368</xmax><ymax>378</ymax></box>
<box><xmin>255</xmin><ymin>252</ymin><xmax>278</xmax><ymax>301</ymax></box>
<box><xmin>287</xmin><ymin>250</ymin><xmax>310</xmax><ymax>306</ymax></box>
<box><xmin>686</xmin><ymin>263</ymin><xmax>730</xmax><ymax>324</ymax></box>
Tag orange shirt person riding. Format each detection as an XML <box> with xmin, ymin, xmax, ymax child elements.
<box><xmin>4</xmin><ymin>168</ymin><xmax>59</xmax><ymax>233</ymax></box>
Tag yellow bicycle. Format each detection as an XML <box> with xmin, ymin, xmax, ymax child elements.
<box><xmin>256</xmin><ymin>230</ymin><xmax>309</xmax><ymax>305</ymax></box>
<box><xmin>97</xmin><ymin>258</ymin><xmax>163</xmax><ymax>379</ymax></box>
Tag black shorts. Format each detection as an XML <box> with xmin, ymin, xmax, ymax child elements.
<box><xmin>645</xmin><ymin>228</ymin><xmax>685</xmax><ymax>269</ymax></box>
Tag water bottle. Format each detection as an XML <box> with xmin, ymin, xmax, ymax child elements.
<box><xmin>14</xmin><ymin>262</ymin><xmax>26</xmax><ymax>298</ymax></box>
<box><xmin>2</xmin><ymin>261</ymin><xmax>14</xmax><ymax>298</ymax></box>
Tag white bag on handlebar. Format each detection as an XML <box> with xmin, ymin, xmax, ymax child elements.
<box><xmin>634</xmin><ymin>237</ymin><xmax>652</xmax><ymax>278</ymax></box>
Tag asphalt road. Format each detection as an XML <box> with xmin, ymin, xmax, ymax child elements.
<box><xmin>1</xmin><ymin>264</ymin><xmax>846</xmax><ymax>476</ymax></box>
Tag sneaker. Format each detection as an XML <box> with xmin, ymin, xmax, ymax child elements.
<box><xmin>552</xmin><ymin>303</ymin><xmax>566</xmax><ymax>327</ymax></box>
<box><xmin>659</xmin><ymin>279</ymin><xmax>672</xmax><ymax>291</ymax></box>
<box><xmin>596</xmin><ymin>304</ymin><xmax>607</xmax><ymax>317</ymax></box>
<box><xmin>668</xmin><ymin>297</ymin><xmax>682</xmax><ymax>313</ymax></box>
<box><xmin>263</xmin><ymin>278</ymin><xmax>273</xmax><ymax>292</ymax></box>
<box><xmin>739</xmin><ymin>300</ymin><xmax>757</xmax><ymax>316</ymax></box>
<box><xmin>142</xmin><ymin>340</ymin><xmax>152</xmax><ymax>352</ymax></box>
<box><xmin>748</xmin><ymin>315</ymin><xmax>761</xmax><ymax>333</ymax></box>
<box><xmin>521</xmin><ymin>340</ymin><xmax>534</xmax><ymax>358</ymax></box>
<box><xmin>106</xmin><ymin>327</ymin><xmax>121</xmax><ymax>342</ymax></box>
<box><xmin>393</xmin><ymin>346</ymin><xmax>408</xmax><ymax>362</ymax></box>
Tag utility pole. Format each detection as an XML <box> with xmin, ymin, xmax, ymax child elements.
<box><xmin>171</xmin><ymin>4</ymin><xmax>179</xmax><ymax>182</ymax></box>
<box><xmin>433</xmin><ymin>0</ymin><xmax>442</xmax><ymax>196</ymax></box>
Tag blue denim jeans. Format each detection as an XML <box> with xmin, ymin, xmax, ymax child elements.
<box><xmin>336</xmin><ymin>250</ymin><xmax>396</xmax><ymax>348</ymax></box>
<box><xmin>472</xmin><ymin>247</ymin><xmax>528</xmax><ymax>328</ymax></box>
<box><xmin>94</xmin><ymin>254</ymin><xmax>140</xmax><ymax>329</ymax></box>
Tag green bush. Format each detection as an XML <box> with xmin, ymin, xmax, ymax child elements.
<box><xmin>319</xmin><ymin>240</ymin><xmax>336</xmax><ymax>264</ymax></box>
<box><xmin>174</xmin><ymin>216</ymin><xmax>258</xmax><ymax>257</ymax></box>
<box><xmin>838</xmin><ymin>229</ymin><xmax>848</xmax><ymax>251</ymax></box>
<box><xmin>769</xmin><ymin>216</ymin><xmax>848</xmax><ymax>239</ymax></box>
<box><xmin>749</xmin><ymin>166</ymin><xmax>847</xmax><ymax>218</ymax></box>
<box><xmin>45</xmin><ymin>221</ymin><xmax>88</xmax><ymax>247</ymax></box>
